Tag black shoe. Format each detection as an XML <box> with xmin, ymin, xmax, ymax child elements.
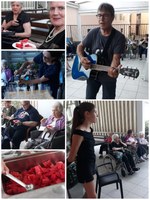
<box><xmin>132</xmin><ymin>167</ymin><xmax>140</xmax><ymax>171</ymax></box>
<box><xmin>128</xmin><ymin>170</ymin><xmax>135</xmax><ymax>175</ymax></box>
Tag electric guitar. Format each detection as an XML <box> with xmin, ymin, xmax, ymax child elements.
<box><xmin>72</xmin><ymin>54</ymin><xmax>139</xmax><ymax>80</ymax></box>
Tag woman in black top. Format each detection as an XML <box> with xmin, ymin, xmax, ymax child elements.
<box><xmin>111</xmin><ymin>134</ymin><xmax>140</xmax><ymax>175</ymax></box>
<box><xmin>67</xmin><ymin>102</ymin><xmax>97</xmax><ymax>198</ymax></box>
<box><xmin>32</xmin><ymin>1</ymin><xmax>65</xmax><ymax>49</ymax></box>
<box><xmin>2</xmin><ymin>2</ymin><xmax>31</xmax><ymax>49</ymax></box>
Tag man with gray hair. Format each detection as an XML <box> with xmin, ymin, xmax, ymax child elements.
<box><xmin>2</xmin><ymin>101</ymin><xmax>42</xmax><ymax>149</ymax></box>
<box><xmin>77</xmin><ymin>3</ymin><xmax>125</xmax><ymax>99</ymax></box>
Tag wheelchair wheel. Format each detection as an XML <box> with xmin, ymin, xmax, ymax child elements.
<box><xmin>103</xmin><ymin>154</ymin><xmax>117</xmax><ymax>171</ymax></box>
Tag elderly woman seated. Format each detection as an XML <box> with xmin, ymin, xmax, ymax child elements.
<box><xmin>125</xmin><ymin>129</ymin><xmax>147</xmax><ymax>161</ymax></box>
<box><xmin>111</xmin><ymin>134</ymin><xmax>140</xmax><ymax>175</ymax></box>
<box><xmin>138</xmin><ymin>132</ymin><xmax>149</xmax><ymax>156</ymax></box>
<box><xmin>2</xmin><ymin>1</ymin><xmax>31</xmax><ymax>49</ymax></box>
<box><xmin>25</xmin><ymin>101</ymin><xmax>65</xmax><ymax>149</ymax></box>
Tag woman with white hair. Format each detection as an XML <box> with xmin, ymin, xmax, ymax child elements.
<box><xmin>41</xmin><ymin>101</ymin><xmax>65</xmax><ymax>131</ymax></box>
<box><xmin>2</xmin><ymin>1</ymin><xmax>31</xmax><ymax>49</ymax></box>
<box><xmin>1</xmin><ymin>59</ymin><xmax>13</xmax><ymax>82</ymax></box>
<box><xmin>24</xmin><ymin>101</ymin><xmax>65</xmax><ymax>149</ymax></box>
<box><xmin>111</xmin><ymin>134</ymin><xmax>140</xmax><ymax>175</ymax></box>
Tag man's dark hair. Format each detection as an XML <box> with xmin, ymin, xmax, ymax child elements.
<box><xmin>98</xmin><ymin>3</ymin><xmax>115</xmax><ymax>17</ymax></box>
<box><xmin>48</xmin><ymin>51</ymin><xmax>63</xmax><ymax>59</ymax></box>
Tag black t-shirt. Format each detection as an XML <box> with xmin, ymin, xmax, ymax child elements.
<box><xmin>38</xmin><ymin>25</ymin><xmax>65</xmax><ymax>49</ymax></box>
<box><xmin>33</xmin><ymin>53</ymin><xmax>60</xmax><ymax>98</ymax></box>
<box><xmin>4</xmin><ymin>11</ymin><xmax>30</xmax><ymax>33</ymax></box>
<box><xmin>82</xmin><ymin>27</ymin><xmax>126</xmax><ymax>66</ymax></box>
<box><xmin>111</xmin><ymin>141</ymin><xmax>124</xmax><ymax>152</ymax></box>
<box><xmin>13</xmin><ymin>105</ymin><xmax>41</xmax><ymax>130</ymax></box>
<box><xmin>73</xmin><ymin>128</ymin><xmax>95</xmax><ymax>164</ymax></box>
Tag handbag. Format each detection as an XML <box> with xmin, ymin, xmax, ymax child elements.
<box><xmin>67</xmin><ymin>162</ymin><xmax>78</xmax><ymax>189</ymax></box>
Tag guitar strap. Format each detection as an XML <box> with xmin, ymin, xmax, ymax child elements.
<box><xmin>101</xmin><ymin>28</ymin><xmax>116</xmax><ymax>57</ymax></box>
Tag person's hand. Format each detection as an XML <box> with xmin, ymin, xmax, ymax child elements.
<box><xmin>2</xmin><ymin>112</ymin><xmax>7</xmax><ymax>119</ymax></box>
<box><xmin>80</xmin><ymin>57</ymin><xmax>91</xmax><ymax>70</ymax></box>
<box><xmin>108</xmin><ymin>65</ymin><xmax>121</xmax><ymax>78</ymax></box>
<box><xmin>40</xmin><ymin>118</ymin><xmax>47</xmax><ymax>124</ymax></box>
<box><xmin>13</xmin><ymin>119</ymin><xmax>22</xmax><ymax>126</ymax></box>
<box><xmin>18</xmin><ymin>79</ymin><xmax>27</xmax><ymax>85</ymax></box>
<box><xmin>2</xmin><ymin>160</ymin><xmax>9</xmax><ymax>174</ymax></box>
<box><xmin>14</xmin><ymin>69</ymin><xmax>20</xmax><ymax>76</ymax></box>
<box><xmin>27</xmin><ymin>65</ymin><xmax>32</xmax><ymax>69</ymax></box>
<box><xmin>46</xmin><ymin>124</ymin><xmax>54</xmax><ymax>130</ymax></box>
<box><xmin>10</xmin><ymin>20</ymin><xmax>19</xmax><ymax>27</ymax></box>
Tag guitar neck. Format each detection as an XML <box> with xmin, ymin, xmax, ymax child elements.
<box><xmin>91</xmin><ymin>64</ymin><xmax>110</xmax><ymax>72</ymax></box>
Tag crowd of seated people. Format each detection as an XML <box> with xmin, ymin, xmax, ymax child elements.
<box><xmin>99</xmin><ymin>129</ymin><xmax>148</xmax><ymax>176</ymax></box>
<box><xmin>125</xmin><ymin>129</ymin><xmax>148</xmax><ymax>162</ymax></box>
<box><xmin>125</xmin><ymin>34</ymin><xmax>148</xmax><ymax>60</ymax></box>
<box><xmin>1</xmin><ymin>101</ymin><xmax>65</xmax><ymax>149</ymax></box>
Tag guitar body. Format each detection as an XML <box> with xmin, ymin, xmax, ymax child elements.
<box><xmin>72</xmin><ymin>54</ymin><xmax>97</xmax><ymax>80</ymax></box>
<box><xmin>72</xmin><ymin>53</ymin><xmax>139</xmax><ymax>80</ymax></box>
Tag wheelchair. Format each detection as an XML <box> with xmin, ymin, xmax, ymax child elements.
<box><xmin>103</xmin><ymin>144</ymin><xmax>127</xmax><ymax>177</ymax></box>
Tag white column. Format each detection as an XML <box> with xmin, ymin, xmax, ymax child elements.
<box><xmin>136</xmin><ymin>101</ymin><xmax>143</xmax><ymax>134</ymax></box>
<box><xmin>77</xmin><ymin>11</ymin><xmax>82</xmax><ymax>41</ymax></box>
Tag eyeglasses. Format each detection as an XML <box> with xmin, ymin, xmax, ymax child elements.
<box><xmin>96</xmin><ymin>13</ymin><xmax>110</xmax><ymax>19</ymax></box>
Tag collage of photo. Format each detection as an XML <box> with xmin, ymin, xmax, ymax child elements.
<box><xmin>1</xmin><ymin>0</ymin><xmax>149</xmax><ymax>199</ymax></box>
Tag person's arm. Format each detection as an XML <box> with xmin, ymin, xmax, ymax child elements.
<box><xmin>108</xmin><ymin>54</ymin><xmax>122</xmax><ymax>78</ymax></box>
<box><xmin>2</xmin><ymin>160</ymin><xmax>9</xmax><ymax>174</ymax></box>
<box><xmin>2</xmin><ymin>19</ymin><xmax>19</xmax><ymax>30</ymax></box>
<box><xmin>19</xmin><ymin>75</ymin><xmax>49</xmax><ymax>85</ymax></box>
<box><xmin>14</xmin><ymin>120</ymin><xmax>38</xmax><ymax>127</ymax></box>
<box><xmin>112</xmin><ymin>146</ymin><xmax>123</xmax><ymax>151</ymax></box>
<box><xmin>77</xmin><ymin>42</ymin><xmax>91</xmax><ymax>70</ymax></box>
<box><xmin>21</xmin><ymin>121</ymin><xmax>38</xmax><ymax>127</ymax></box>
<box><xmin>111</xmin><ymin>142</ymin><xmax>123</xmax><ymax>151</ymax></box>
<box><xmin>40</xmin><ymin>118</ymin><xmax>48</xmax><ymax>126</ymax></box>
<box><xmin>15</xmin><ymin>22</ymin><xmax>31</xmax><ymax>38</ymax></box>
<box><xmin>14</xmin><ymin>61</ymin><xmax>34</xmax><ymax>75</ymax></box>
<box><xmin>120</xmin><ymin>139</ymin><xmax>127</xmax><ymax>147</ymax></box>
<box><xmin>67</xmin><ymin>135</ymin><xmax>84</xmax><ymax>163</ymax></box>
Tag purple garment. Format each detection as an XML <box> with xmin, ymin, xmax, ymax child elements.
<box><xmin>5</xmin><ymin>68</ymin><xmax>12</xmax><ymax>82</ymax></box>
<box><xmin>41</xmin><ymin>114</ymin><xmax>65</xmax><ymax>131</ymax></box>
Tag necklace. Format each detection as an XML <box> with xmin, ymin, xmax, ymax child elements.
<box><xmin>45</xmin><ymin>26</ymin><xmax>65</xmax><ymax>43</ymax></box>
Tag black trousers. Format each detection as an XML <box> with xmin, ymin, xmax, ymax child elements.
<box><xmin>4</xmin><ymin>126</ymin><xmax>28</xmax><ymax>149</ymax></box>
<box><xmin>122</xmin><ymin>152</ymin><xmax>135</xmax><ymax>172</ymax></box>
<box><xmin>86</xmin><ymin>71</ymin><xmax>117</xmax><ymax>99</ymax></box>
<box><xmin>137</xmin><ymin>144</ymin><xmax>147</xmax><ymax>157</ymax></box>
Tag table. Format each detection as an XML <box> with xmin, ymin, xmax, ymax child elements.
<box><xmin>4</xmin><ymin>90</ymin><xmax>53</xmax><ymax>99</ymax></box>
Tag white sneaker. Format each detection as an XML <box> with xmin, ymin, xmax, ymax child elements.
<box><xmin>143</xmin><ymin>155</ymin><xmax>148</xmax><ymax>160</ymax></box>
<box><xmin>140</xmin><ymin>156</ymin><xmax>145</xmax><ymax>162</ymax></box>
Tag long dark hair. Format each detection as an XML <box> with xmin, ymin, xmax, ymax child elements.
<box><xmin>71</xmin><ymin>102</ymin><xmax>95</xmax><ymax>135</ymax></box>
<box><xmin>127</xmin><ymin>129</ymin><xmax>133</xmax><ymax>135</ymax></box>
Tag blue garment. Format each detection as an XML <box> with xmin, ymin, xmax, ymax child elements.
<box><xmin>13</xmin><ymin>105</ymin><xmax>41</xmax><ymax>130</ymax></box>
<box><xmin>33</xmin><ymin>53</ymin><xmax>60</xmax><ymax>98</ymax></box>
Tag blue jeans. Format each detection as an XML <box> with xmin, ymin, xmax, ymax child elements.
<box><xmin>86</xmin><ymin>71</ymin><xmax>117</xmax><ymax>99</ymax></box>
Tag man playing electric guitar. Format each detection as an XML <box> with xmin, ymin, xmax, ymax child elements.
<box><xmin>77</xmin><ymin>3</ymin><xmax>125</xmax><ymax>99</ymax></box>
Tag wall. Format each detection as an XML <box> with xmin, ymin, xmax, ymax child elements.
<box><xmin>37</xmin><ymin>100</ymin><xmax>65</xmax><ymax>118</ymax></box>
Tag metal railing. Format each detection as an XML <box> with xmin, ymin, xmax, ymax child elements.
<box><xmin>67</xmin><ymin>24</ymin><xmax>148</xmax><ymax>42</ymax></box>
